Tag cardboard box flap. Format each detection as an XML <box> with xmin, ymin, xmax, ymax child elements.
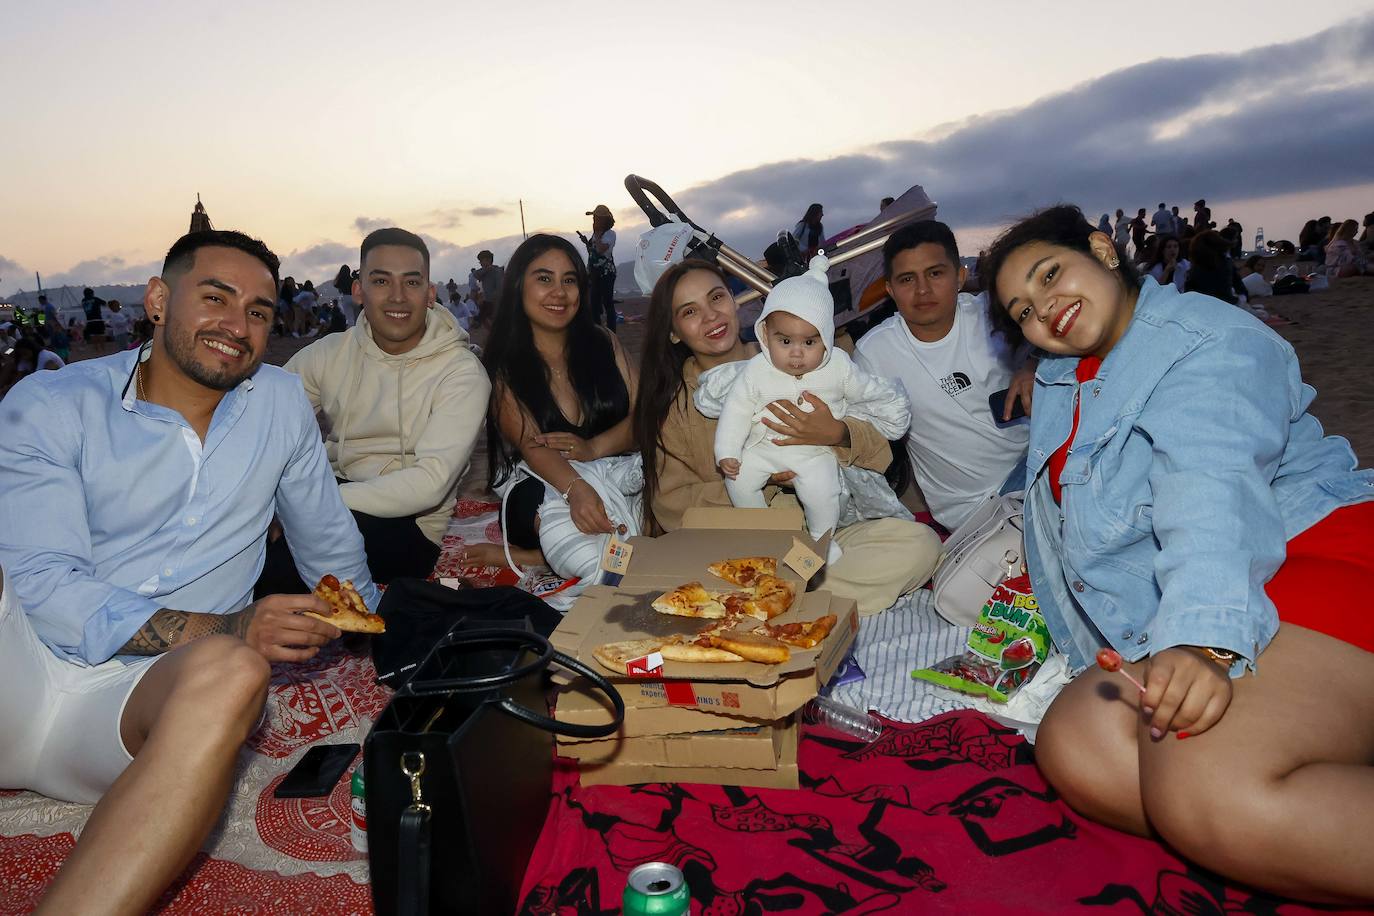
<box><xmin>551</xmin><ymin>587</ymin><xmax>838</xmax><ymax>687</ymax></box>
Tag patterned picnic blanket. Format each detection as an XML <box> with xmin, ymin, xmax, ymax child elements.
<box><xmin>2</xmin><ymin>502</ymin><xmax>1368</xmax><ymax>914</ymax></box>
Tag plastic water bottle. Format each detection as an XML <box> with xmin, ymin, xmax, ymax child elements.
<box><xmin>1254</xmin><ymin>227</ymin><xmax>1264</xmax><ymax>252</ymax></box>
<box><xmin>802</xmin><ymin>696</ymin><xmax>884</xmax><ymax>741</ymax></box>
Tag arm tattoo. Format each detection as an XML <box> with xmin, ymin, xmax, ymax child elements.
<box><xmin>117</xmin><ymin>607</ymin><xmax>251</xmax><ymax>656</ymax></box>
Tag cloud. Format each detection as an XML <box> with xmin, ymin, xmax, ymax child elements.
<box><xmin>637</xmin><ymin>14</ymin><xmax>1374</xmax><ymax>256</ymax></box>
<box><xmin>425</xmin><ymin>208</ymin><xmax>464</xmax><ymax>230</ymax></box>
<box><xmin>278</xmin><ymin>241</ymin><xmax>355</xmax><ymax>281</ymax></box>
<box><xmin>45</xmin><ymin>255</ymin><xmax>162</xmax><ymax>288</ymax></box>
<box><xmin>352</xmin><ymin>216</ymin><xmax>394</xmax><ymax>234</ymax></box>
<box><xmin>469</xmin><ymin>206</ymin><xmax>505</xmax><ymax>218</ymax></box>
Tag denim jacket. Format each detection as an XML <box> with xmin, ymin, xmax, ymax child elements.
<box><xmin>1024</xmin><ymin>277</ymin><xmax>1374</xmax><ymax>676</ymax></box>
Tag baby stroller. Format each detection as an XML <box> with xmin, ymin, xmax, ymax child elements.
<box><xmin>625</xmin><ymin>174</ymin><xmax>938</xmax><ymax>330</ymax></box>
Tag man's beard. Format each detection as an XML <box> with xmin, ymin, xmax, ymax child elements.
<box><xmin>163</xmin><ymin>322</ymin><xmax>259</xmax><ymax>391</ymax></box>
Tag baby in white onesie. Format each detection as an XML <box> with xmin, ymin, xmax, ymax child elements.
<box><xmin>711</xmin><ymin>255</ymin><xmax>906</xmax><ymax>562</ymax></box>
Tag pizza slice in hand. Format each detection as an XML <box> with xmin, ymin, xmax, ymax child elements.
<box><xmin>309</xmin><ymin>574</ymin><xmax>386</xmax><ymax>634</ymax></box>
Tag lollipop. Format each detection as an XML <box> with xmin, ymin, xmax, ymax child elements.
<box><xmin>1095</xmin><ymin>647</ymin><xmax>1146</xmax><ymax>694</ymax></box>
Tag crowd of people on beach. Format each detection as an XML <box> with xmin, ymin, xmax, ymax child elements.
<box><xmin>1</xmin><ymin>188</ymin><xmax>1372</xmax><ymax>912</ymax></box>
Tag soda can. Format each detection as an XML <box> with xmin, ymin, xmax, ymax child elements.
<box><xmin>622</xmin><ymin>862</ymin><xmax>690</xmax><ymax>916</ymax></box>
<box><xmin>349</xmin><ymin>762</ymin><xmax>367</xmax><ymax>854</ymax></box>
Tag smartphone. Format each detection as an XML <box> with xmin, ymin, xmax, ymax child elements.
<box><xmin>274</xmin><ymin>742</ymin><xmax>360</xmax><ymax>799</ymax></box>
<box><xmin>988</xmin><ymin>388</ymin><xmax>1027</xmax><ymax>425</ymax></box>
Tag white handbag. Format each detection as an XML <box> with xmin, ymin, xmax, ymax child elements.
<box><xmin>931</xmin><ymin>491</ymin><xmax>1025</xmax><ymax>626</ymax></box>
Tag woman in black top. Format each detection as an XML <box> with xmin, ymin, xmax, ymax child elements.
<box><xmin>461</xmin><ymin>234</ymin><xmax>637</xmax><ymax>571</ymax></box>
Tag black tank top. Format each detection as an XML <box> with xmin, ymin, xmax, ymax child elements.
<box><xmin>544</xmin><ymin>368</ymin><xmax>629</xmax><ymax>438</ymax></box>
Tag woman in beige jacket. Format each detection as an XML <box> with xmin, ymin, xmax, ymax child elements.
<box><xmin>632</xmin><ymin>261</ymin><xmax>941</xmax><ymax>615</ymax></box>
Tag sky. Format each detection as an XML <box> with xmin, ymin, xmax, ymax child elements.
<box><xmin>3</xmin><ymin>0</ymin><xmax>1373</xmax><ymax>297</ymax></box>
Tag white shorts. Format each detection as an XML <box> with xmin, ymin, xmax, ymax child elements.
<box><xmin>0</xmin><ymin>578</ymin><xmax>157</xmax><ymax>805</ymax></box>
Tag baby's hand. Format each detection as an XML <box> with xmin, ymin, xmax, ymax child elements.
<box><xmin>718</xmin><ymin>458</ymin><xmax>741</xmax><ymax>479</ymax></box>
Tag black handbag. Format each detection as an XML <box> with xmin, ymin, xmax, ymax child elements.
<box><xmin>364</xmin><ymin>619</ymin><xmax>623</xmax><ymax>916</ymax></box>
<box><xmin>372</xmin><ymin>579</ymin><xmax>564</xmax><ymax>688</ymax></box>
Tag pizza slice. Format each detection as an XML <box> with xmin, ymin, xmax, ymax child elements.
<box><xmin>757</xmin><ymin>613</ymin><xmax>837</xmax><ymax>649</ymax></box>
<box><xmin>308</xmin><ymin>574</ymin><xmax>386</xmax><ymax>634</ymax></box>
<box><xmin>707</xmin><ymin>556</ymin><xmax>779</xmax><ymax>588</ymax></box>
<box><xmin>701</xmin><ymin>628</ymin><xmax>791</xmax><ymax>664</ymax></box>
<box><xmin>742</xmin><ymin>574</ymin><xmax>796</xmax><ymax>620</ymax></box>
<box><xmin>593</xmin><ymin>635</ymin><xmax>747</xmax><ymax>674</ymax></box>
<box><xmin>651</xmin><ymin>582</ymin><xmax>728</xmax><ymax>619</ymax></box>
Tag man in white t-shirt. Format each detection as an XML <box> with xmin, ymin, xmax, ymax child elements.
<box><xmin>1150</xmin><ymin>203</ymin><xmax>1175</xmax><ymax>237</ymax></box>
<box><xmin>855</xmin><ymin>221</ymin><xmax>1034</xmax><ymax>530</ymax></box>
<box><xmin>106</xmin><ymin>301</ymin><xmax>133</xmax><ymax>350</ymax></box>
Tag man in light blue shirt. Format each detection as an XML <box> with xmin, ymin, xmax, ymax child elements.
<box><xmin>0</xmin><ymin>229</ymin><xmax>377</xmax><ymax>913</ymax></box>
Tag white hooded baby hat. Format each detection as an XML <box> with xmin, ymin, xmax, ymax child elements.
<box><xmin>754</xmin><ymin>254</ymin><xmax>835</xmax><ymax>370</ymax></box>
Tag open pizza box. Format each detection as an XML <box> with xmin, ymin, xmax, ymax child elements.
<box><xmin>552</xmin><ymin>590</ymin><xmax>857</xmax><ymax>720</ymax></box>
<box><xmin>571</xmin><ymin>717</ymin><xmax>800</xmax><ymax>790</ymax></box>
<box><xmin>556</xmin><ymin>715</ymin><xmax>793</xmax><ymax>769</ymax></box>
<box><xmin>550</xmin><ymin>504</ymin><xmax>855</xmax><ymax>719</ymax></box>
<box><xmin>554</xmin><ymin>685</ymin><xmax>772</xmax><ymax>742</ymax></box>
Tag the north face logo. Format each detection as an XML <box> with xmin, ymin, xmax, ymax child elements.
<box><xmin>939</xmin><ymin>371</ymin><xmax>972</xmax><ymax>398</ymax></box>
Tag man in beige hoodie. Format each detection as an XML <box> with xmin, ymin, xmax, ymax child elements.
<box><xmin>260</xmin><ymin>228</ymin><xmax>490</xmax><ymax>587</ymax></box>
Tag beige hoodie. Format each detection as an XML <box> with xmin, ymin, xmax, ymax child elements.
<box><xmin>286</xmin><ymin>306</ymin><xmax>491</xmax><ymax>545</ymax></box>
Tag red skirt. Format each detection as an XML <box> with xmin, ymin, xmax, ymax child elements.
<box><xmin>1264</xmin><ymin>500</ymin><xmax>1374</xmax><ymax>652</ymax></box>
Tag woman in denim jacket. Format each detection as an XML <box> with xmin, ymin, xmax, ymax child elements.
<box><xmin>983</xmin><ymin>205</ymin><xmax>1374</xmax><ymax>903</ymax></box>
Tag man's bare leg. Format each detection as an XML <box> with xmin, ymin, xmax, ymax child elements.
<box><xmin>37</xmin><ymin>636</ymin><xmax>270</xmax><ymax>916</ymax></box>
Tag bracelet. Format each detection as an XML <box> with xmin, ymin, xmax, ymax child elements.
<box><xmin>560</xmin><ymin>477</ymin><xmax>583</xmax><ymax>502</ymax></box>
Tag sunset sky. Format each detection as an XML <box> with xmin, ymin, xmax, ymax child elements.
<box><xmin>3</xmin><ymin>0</ymin><xmax>1373</xmax><ymax>295</ymax></box>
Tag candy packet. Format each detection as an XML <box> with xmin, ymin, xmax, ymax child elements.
<box><xmin>913</xmin><ymin>571</ymin><xmax>1052</xmax><ymax>703</ymax></box>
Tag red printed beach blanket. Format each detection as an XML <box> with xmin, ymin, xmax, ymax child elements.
<box><xmin>2</xmin><ymin>500</ymin><xmax>1370</xmax><ymax>914</ymax></box>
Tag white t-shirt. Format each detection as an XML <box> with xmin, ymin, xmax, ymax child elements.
<box><xmin>855</xmin><ymin>293</ymin><xmax>1029</xmax><ymax>529</ymax></box>
<box><xmin>106</xmin><ymin>310</ymin><xmax>132</xmax><ymax>337</ymax></box>
<box><xmin>593</xmin><ymin>229</ymin><xmax>616</xmax><ymax>266</ymax></box>
<box><xmin>1147</xmin><ymin>260</ymin><xmax>1189</xmax><ymax>292</ymax></box>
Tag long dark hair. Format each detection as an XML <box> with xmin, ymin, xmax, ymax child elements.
<box><xmin>632</xmin><ymin>260</ymin><xmax>730</xmax><ymax>534</ymax></box>
<box><xmin>982</xmin><ymin>204</ymin><xmax>1142</xmax><ymax>348</ymax></box>
<box><xmin>1146</xmin><ymin>234</ymin><xmax>1180</xmax><ymax>270</ymax></box>
<box><xmin>483</xmin><ymin>233</ymin><xmax>627</xmax><ymax>487</ymax></box>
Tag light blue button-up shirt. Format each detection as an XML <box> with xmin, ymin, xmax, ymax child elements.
<box><xmin>1024</xmin><ymin>278</ymin><xmax>1374</xmax><ymax>675</ymax></box>
<box><xmin>0</xmin><ymin>346</ymin><xmax>379</xmax><ymax>665</ymax></box>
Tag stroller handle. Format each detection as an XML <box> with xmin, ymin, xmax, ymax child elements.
<box><xmin>624</xmin><ymin>174</ymin><xmax>703</xmax><ymax>232</ymax></box>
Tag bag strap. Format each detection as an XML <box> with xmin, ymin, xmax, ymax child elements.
<box><xmin>397</xmin><ymin>752</ymin><xmax>433</xmax><ymax>916</ymax></box>
<box><xmin>397</xmin><ymin>807</ymin><xmax>431</xmax><ymax>916</ymax></box>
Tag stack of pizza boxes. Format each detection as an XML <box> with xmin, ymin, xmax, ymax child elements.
<box><xmin>550</xmin><ymin>506</ymin><xmax>858</xmax><ymax>788</ymax></box>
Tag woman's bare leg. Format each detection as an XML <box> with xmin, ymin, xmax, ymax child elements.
<box><xmin>1036</xmin><ymin>625</ymin><xmax>1374</xmax><ymax>902</ymax></box>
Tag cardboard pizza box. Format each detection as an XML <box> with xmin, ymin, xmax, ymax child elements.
<box><xmin>619</xmin><ymin>506</ymin><xmax>831</xmax><ymax>602</ymax></box>
<box><xmin>556</xmin><ymin>716</ymin><xmax>792</xmax><ymax>769</ymax></box>
<box><xmin>573</xmin><ymin>717</ymin><xmax>800</xmax><ymax>789</ymax></box>
<box><xmin>553</xmin><ymin>685</ymin><xmax>772</xmax><ymax>742</ymax></box>
<box><xmin>551</xmin><ymin>589</ymin><xmax>858</xmax><ymax>720</ymax></box>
